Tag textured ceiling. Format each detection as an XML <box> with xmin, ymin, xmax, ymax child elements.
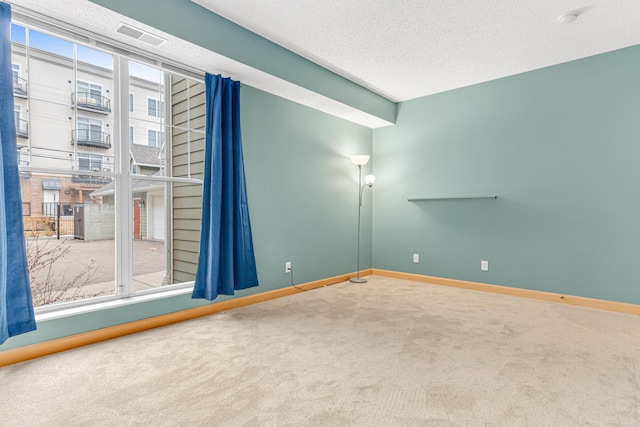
<box><xmin>192</xmin><ymin>0</ymin><xmax>640</xmax><ymax>102</ymax></box>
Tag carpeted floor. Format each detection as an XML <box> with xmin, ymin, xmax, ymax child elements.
<box><xmin>1</xmin><ymin>276</ymin><xmax>639</xmax><ymax>426</ymax></box>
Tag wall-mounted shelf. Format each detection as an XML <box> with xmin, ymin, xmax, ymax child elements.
<box><xmin>407</xmin><ymin>195</ymin><xmax>497</xmax><ymax>202</ymax></box>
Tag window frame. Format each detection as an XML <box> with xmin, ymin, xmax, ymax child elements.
<box><xmin>77</xmin><ymin>79</ymin><xmax>104</xmax><ymax>105</ymax></box>
<box><xmin>11</xmin><ymin>62</ymin><xmax>20</xmax><ymax>82</ymax></box>
<box><xmin>77</xmin><ymin>152</ymin><xmax>103</xmax><ymax>172</ymax></box>
<box><xmin>77</xmin><ymin>115</ymin><xmax>104</xmax><ymax>143</ymax></box>
<box><xmin>77</xmin><ymin>80</ymin><xmax>102</xmax><ymax>95</ymax></box>
<box><xmin>147</xmin><ymin>128</ymin><xmax>164</xmax><ymax>148</ymax></box>
<box><xmin>147</xmin><ymin>96</ymin><xmax>165</xmax><ymax>118</ymax></box>
<box><xmin>11</xmin><ymin>16</ymin><xmax>205</xmax><ymax>317</ymax></box>
<box><xmin>13</xmin><ymin>102</ymin><xmax>24</xmax><ymax>136</ymax></box>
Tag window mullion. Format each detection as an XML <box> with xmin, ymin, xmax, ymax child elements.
<box><xmin>164</xmin><ymin>72</ymin><xmax>173</xmax><ymax>284</ymax></box>
<box><xmin>114</xmin><ymin>56</ymin><xmax>133</xmax><ymax>298</ymax></box>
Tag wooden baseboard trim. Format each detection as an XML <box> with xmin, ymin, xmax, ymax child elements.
<box><xmin>0</xmin><ymin>270</ymin><xmax>371</xmax><ymax>368</ymax></box>
<box><xmin>372</xmin><ymin>269</ymin><xmax>640</xmax><ymax>316</ymax></box>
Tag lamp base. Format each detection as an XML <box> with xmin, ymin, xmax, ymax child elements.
<box><xmin>349</xmin><ymin>277</ymin><xmax>367</xmax><ymax>284</ymax></box>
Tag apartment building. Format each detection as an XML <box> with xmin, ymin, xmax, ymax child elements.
<box><xmin>12</xmin><ymin>24</ymin><xmax>167</xmax><ymax>220</ymax></box>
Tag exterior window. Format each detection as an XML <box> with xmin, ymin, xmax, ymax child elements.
<box><xmin>12</xmin><ymin>63</ymin><xmax>19</xmax><ymax>84</ymax></box>
<box><xmin>129</xmin><ymin>93</ymin><xmax>134</xmax><ymax>112</ymax></box>
<box><xmin>14</xmin><ymin>104</ymin><xmax>27</xmax><ymax>138</ymax></box>
<box><xmin>77</xmin><ymin>117</ymin><xmax>103</xmax><ymax>143</ymax></box>
<box><xmin>77</xmin><ymin>153</ymin><xmax>103</xmax><ymax>171</ymax></box>
<box><xmin>11</xmin><ymin>63</ymin><xmax>26</xmax><ymax>96</ymax></box>
<box><xmin>129</xmin><ymin>125</ymin><xmax>134</xmax><ymax>144</ymax></box>
<box><xmin>147</xmin><ymin>97</ymin><xmax>164</xmax><ymax>118</ymax></box>
<box><xmin>148</xmin><ymin>129</ymin><xmax>164</xmax><ymax>147</ymax></box>
<box><xmin>77</xmin><ymin>80</ymin><xmax>103</xmax><ymax>105</ymax></box>
<box><xmin>17</xmin><ymin>146</ymin><xmax>28</xmax><ymax>167</ymax></box>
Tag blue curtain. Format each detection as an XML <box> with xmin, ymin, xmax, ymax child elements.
<box><xmin>192</xmin><ymin>74</ymin><xmax>258</xmax><ymax>301</ymax></box>
<box><xmin>0</xmin><ymin>3</ymin><xmax>36</xmax><ymax>344</ymax></box>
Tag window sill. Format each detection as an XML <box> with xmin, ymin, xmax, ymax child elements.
<box><xmin>35</xmin><ymin>286</ymin><xmax>194</xmax><ymax>322</ymax></box>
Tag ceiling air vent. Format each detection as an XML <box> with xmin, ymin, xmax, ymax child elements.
<box><xmin>116</xmin><ymin>23</ymin><xmax>166</xmax><ymax>47</ymax></box>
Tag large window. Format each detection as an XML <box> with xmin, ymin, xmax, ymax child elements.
<box><xmin>12</xmin><ymin>19</ymin><xmax>204</xmax><ymax>310</ymax></box>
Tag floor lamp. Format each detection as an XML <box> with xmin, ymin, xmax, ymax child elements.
<box><xmin>350</xmin><ymin>155</ymin><xmax>375</xmax><ymax>283</ymax></box>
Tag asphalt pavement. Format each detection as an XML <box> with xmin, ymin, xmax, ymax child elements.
<box><xmin>26</xmin><ymin>237</ymin><xmax>168</xmax><ymax>305</ymax></box>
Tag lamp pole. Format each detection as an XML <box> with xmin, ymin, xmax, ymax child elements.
<box><xmin>350</xmin><ymin>164</ymin><xmax>366</xmax><ymax>283</ymax></box>
<box><xmin>349</xmin><ymin>155</ymin><xmax>374</xmax><ymax>284</ymax></box>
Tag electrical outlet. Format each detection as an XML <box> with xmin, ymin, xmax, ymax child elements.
<box><xmin>413</xmin><ymin>253</ymin><xmax>419</xmax><ymax>263</ymax></box>
<box><xmin>285</xmin><ymin>261</ymin><xmax>292</xmax><ymax>273</ymax></box>
<box><xmin>481</xmin><ymin>260</ymin><xmax>489</xmax><ymax>271</ymax></box>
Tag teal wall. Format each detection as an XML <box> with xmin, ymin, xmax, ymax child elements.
<box><xmin>373</xmin><ymin>45</ymin><xmax>640</xmax><ymax>305</ymax></box>
<box><xmin>242</xmin><ymin>87</ymin><xmax>372</xmax><ymax>287</ymax></box>
<box><xmin>1</xmin><ymin>86</ymin><xmax>372</xmax><ymax>351</ymax></box>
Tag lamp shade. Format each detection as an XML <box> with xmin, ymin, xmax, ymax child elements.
<box><xmin>350</xmin><ymin>155</ymin><xmax>370</xmax><ymax>166</ymax></box>
<box><xmin>364</xmin><ymin>175</ymin><xmax>375</xmax><ymax>186</ymax></box>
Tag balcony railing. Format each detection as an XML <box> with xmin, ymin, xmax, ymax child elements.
<box><xmin>71</xmin><ymin>175</ymin><xmax>112</xmax><ymax>185</ymax></box>
<box><xmin>72</xmin><ymin>92</ymin><xmax>111</xmax><ymax>113</ymax></box>
<box><xmin>72</xmin><ymin>129</ymin><xmax>111</xmax><ymax>149</ymax></box>
<box><xmin>13</xmin><ymin>76</ymin><xmax>27</xmax><ymax>97</ymax></box>
<box><xmin>15</xmin><ymin>118</ymin><xmax>28</xmax><ymax>138</ymax></box>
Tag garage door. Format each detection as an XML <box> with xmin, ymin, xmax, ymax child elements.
<box><xmin>149</xmin><ymin>194</ymin><xmax>165</xmax><ymax>241</ymax></box>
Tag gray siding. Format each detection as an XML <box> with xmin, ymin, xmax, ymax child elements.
<box><xmin>171</xmin><ymin>77</ymin><xmax>204</xmax><ymax>283</ymax></box>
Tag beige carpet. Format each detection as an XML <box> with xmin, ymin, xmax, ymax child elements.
<box><xmin>1</xmin><ymin>276</ymin><xmax>639</xmax><ymax>426</ymax></box>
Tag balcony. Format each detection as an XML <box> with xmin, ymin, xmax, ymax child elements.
<box><xmin>15</xmin><ymin>118</ymin><xmax>28</xmax><ymax>138</ymax></box>
<box><xmin>72</xmin><ymin>92</ymin><xmax>111</xmax><ymax>114</ymax></box>
<box><xmin>72</xmin><ymin>129</ymin><xmax>111</xmax><ymax>149</ymax></box>
<box><xmin>13</xmin><ymin>76</ymin><xmax>27</xmax><ymax>98</ymax></box>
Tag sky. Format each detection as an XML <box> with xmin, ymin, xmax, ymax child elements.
<box><xmin>11</xmin><ymin>23</ymin><xmax>161</xmax><ymax>83</ymax></box>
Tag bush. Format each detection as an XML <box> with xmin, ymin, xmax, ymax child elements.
<box><xmin>25</xmin><ymin>235</ymin><xmax>108</xmax><ymax>306</ymax></box>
